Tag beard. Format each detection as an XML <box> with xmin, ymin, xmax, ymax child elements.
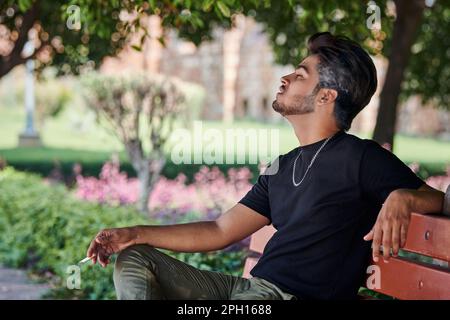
<box><xmin>272</xmin><ymin>90</ymin><xmax>317</xmax><ymax>116</ymax></box>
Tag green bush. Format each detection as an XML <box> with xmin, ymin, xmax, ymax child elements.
<box><xmin>0</xmin><ymin>168</ymin><xmax>248</xmax><ymax>299</ymax></box>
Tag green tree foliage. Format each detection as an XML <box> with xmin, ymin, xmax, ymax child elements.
<box><xmin>0</xmin><ymin>0</ymin><xmax>127</xmax><ymax>77</ymax></box>
<box><xmin>402</xmin><ymin>0</ymin><xmax>450</xmax><ymax>109</ymax></box>
<box><xmin>0</xmin><ymin>0</ymin><xmax>261</xmax><ymax>77</ymax></box>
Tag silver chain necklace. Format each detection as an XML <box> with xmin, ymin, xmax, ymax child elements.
<box><xmin>292</xmin><ymin>134</ymin><xmax>335</xmax><ymax>187</ymax></box>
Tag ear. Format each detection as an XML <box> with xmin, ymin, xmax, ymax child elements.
<box><xmin>317</xmin><ymin>88</ymin><xmax>338</xmax><ymax>106</ymax></box>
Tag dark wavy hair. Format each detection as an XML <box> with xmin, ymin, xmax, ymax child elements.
<box><xmin>307</xmin><ymin>32</ymin><xmax>378</xmax><ymax>131</ymax></box>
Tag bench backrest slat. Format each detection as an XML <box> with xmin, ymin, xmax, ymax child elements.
<box><xmin>367</xmin><ymin>257</ymin><xmax>450</xmax><ymax>299</ymax></box>
<box><xmin>243</xmin><ymin>257</ymin><xmax>258</xmax><ymax>279</ymax></box>
<box><xmin>249</xmin><ymin>225</ymin><xmax>276</xmax><ymax>254</ymax></box>
<box><xmin>403</xmin><ymin>213</ymin><xmax>450</xmax><ymax>262</ymax></box>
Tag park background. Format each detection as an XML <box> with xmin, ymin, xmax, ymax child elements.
<box><xmin>0</xmin><ymin>0</ymin><xmax>449</xmax><ymax>299</ymax></box>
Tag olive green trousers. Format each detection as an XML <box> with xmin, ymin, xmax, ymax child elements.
<box><xmin>113</xmin><ymin>244</ymin><xmax>297</xmax><ymax>300</ymax></box>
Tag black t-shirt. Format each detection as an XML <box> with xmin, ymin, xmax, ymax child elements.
<box><xmin>238</xmin><ymin>130</ymin><xmax>424</xmax><ymax>300</ymax></box>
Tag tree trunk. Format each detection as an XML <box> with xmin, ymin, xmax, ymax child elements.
<box><xmin>137</xmin><ymin>168</ymin><xmax>151</xmax><ymax>213</ymax></box>
<box><xmin>125</xmin><ymin>139</ymin><xmax>148</xmax><ymax>214</ymax></box>
<box><xmin>137</xmin><ymin>156</ymin><xmax>166</xmax><ymax>214</ymax></box>
<box><xmin>222</xmin><ymin>15</ymin><xmax>245</xmax><ymax>123</ymax></box>
<box><xmin>372</xmin><ymin>0</ymin><xmax>425</xmax><ymax>149</ymax></box>
<box><xmin>125</xmin><ymin>139</ymin><xmax>166</xmax><ymax>214</ymax></box>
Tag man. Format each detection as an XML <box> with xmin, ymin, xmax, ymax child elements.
<box><xmin>87</xmin><ymin>32</ymin><xmax>445</xmax><ymax>300</ymax></box>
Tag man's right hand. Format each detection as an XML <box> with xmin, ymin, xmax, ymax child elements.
<box><xmin>86</xmin><ymin>227</ymin><xmax>139</xmax><ymax>267</ymax></box>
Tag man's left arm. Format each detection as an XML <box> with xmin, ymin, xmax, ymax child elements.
<box><xmin>409</xmin><ymin>183</ymin><xmax>446</xmax><ymax>212</ymax></box>
<box><xmin>364</xmin><ymin>184</ymin><xmax>445</xmax><ymax>263</ymax></box>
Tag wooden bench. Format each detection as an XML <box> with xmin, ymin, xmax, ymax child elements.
<box><xmin>243</xmin><ymin>211</ymin><xmax>450</xmax><ymax>299</ymax></box>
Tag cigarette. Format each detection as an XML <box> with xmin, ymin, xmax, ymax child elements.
<box><xmin>78</xmin><ymin>256</ymin><xmax>94</xmax><ymax>265</ymax></box>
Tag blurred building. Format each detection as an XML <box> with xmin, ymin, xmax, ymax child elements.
<box><xmin>101</xmin><ymin>15</ymin><xmax>450</xmax><ymax>139</ymax></box>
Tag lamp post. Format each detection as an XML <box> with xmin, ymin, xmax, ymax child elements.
<box><xmin>18</xmin><ymin>41</ymin><xmax>41</xmax><ymax>147</ymax></box>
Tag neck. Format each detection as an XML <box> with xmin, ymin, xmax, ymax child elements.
<box><xmin>286</xmin><ymin>114</ymin><xmax>341</xmax><ymax>147</ymax></box>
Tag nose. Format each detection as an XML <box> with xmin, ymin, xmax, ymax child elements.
<box><xmin>281</xmin><ymin>76</ymin><xmax>289</xmax><ymax>86</ymax></box>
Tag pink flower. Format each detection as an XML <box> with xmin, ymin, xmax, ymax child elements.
<box><xmin>74</xmin><ymin>162</ymin><xmax>253</xmax><ymax>221</ymax></box>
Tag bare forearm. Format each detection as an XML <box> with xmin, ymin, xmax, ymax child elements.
<box><xmin>132</xmin><ymin>221</ymin><xmax>228</xmax><ymax>253</ymax></box>
<box><xmin>405</xmin><ymin>189</ymin><xmax>445</xmax><ymax>214</ymax></box>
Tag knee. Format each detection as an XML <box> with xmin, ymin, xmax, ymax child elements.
<box><xmin>114</xmin><ymin>244</ymin><xmax>156</xmax><ymax>275</ymax></box>
<box><xmin>113</xmin><ymin>244</ymin><xmax>158</xmax><ymax>300</ymax></box>
<box><xmin>114</xmin><ymin>244</ymin><xmax>158</xmax><ymax>285</ymax></box>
